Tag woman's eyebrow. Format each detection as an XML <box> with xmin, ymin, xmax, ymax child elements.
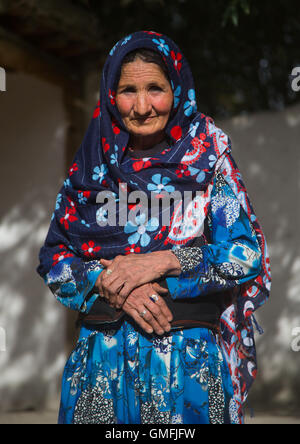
<box><xmin>118</xmin><ymin>82</ymin><xmax>135</xmax><ymax>87</ymax></box>
<box><xmin>117</xmin><ymin>83</ymin><xmax>136</xmax><ymax>91</ymax></box>
<box><xmin>117</xmin><ymin>81</ymin><xmax>165</xmax><ymax>91</ymax></box>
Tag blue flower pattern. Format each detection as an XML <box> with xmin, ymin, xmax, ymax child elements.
<box><xmin>78</xmin><ymin>193</ymin><xmax>88</xmax><ymax>205</ymax></box>
<box><xmin>110</xmin><ymin>145</ymin><xmax>119</xmax><ymax>166</ymax></box>
<box><xmin>55</xmin><ymin>193</ymin><xmax>62</xmax><ymax>210</ymax></box>
<box><xmin>147</xmin><ymin>174</ymin><xmax>175</xmax><ymax>194</ymax></box>
<box><xmin>81</xmin><ymin>219</ymin><xmax>90</xmax><ymax>228</ymax></box>
<box><xmin>121</xmin><ymin>35</ymin><xmax>132</xmax><ymax>46</ymax></box>
<box><xmin>124</xmin><ymin>213</ymin><xmax>159</xmax><ymax>247</ymax></box>
<box><xmin>171</xmin><ymin>81</ymin><xmax>181</xmax><ymax>108</ymax></box>
<box><xmin>152</xmin><ymin>38</ymin><xmax>170</xmax><ymax>56</ymax></box>
<box><xmin>184</xmin><ymin>89</ymin><xmax>197</xmax><ymax>116</ymax></box>
<box><xmin>188</xmin><ymin>166</ymin><xmax>206</xmax><ymax>183</ymax></box>
<box><xmin>96</xmin><ymin>207</ymin><xmax>108</xmax><ymax>224</ymax></box>
<box><xmin>92</xmin><ymin>164</ymin><xmax>108</xmax><ymax>184</ymax></box>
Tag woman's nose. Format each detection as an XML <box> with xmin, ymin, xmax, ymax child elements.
<box><xmin>134</xmin><ymin>93</ymin><xmax>152</xmax><ymax>116</ymax></box>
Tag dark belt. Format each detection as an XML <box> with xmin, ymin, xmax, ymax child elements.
<box><xmin>78</xmin><ymin>312</ymin><xmax>221</xmax><ymax>336</ymax></box>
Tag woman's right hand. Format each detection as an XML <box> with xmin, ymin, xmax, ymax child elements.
<box><xmin>121</xmin><ymin>282</ymin><xmax>173</xmax><ymax>336</ymax></box>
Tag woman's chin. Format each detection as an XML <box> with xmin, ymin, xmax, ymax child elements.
<box><xmin>130</xmin><ymin>124</ymin><xmax>157</xmax><ymax>136</ymax></box>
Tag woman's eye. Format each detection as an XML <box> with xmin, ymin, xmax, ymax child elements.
<box><xmin>149</xmin><ymin>86</ymin><xmax>162</xmax><ymax>92</ymax></box>
<box><xmin>121</xmin><ymin>87</ymin><xmax>136</xmax><ymax>94</ymax></box>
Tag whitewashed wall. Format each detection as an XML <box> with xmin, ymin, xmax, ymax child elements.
<box><xmin>0</xmin><ymin>72</ymin><xmax>67</xmax><ymax>411</ymax></box>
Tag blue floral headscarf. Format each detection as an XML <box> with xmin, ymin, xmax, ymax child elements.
<box><xmin>38</xmin><ymin>31</ymin><xmax>271</xmax><ymax>418</ymax></box>
<box><xmin>38</xmin><ymin>30</ymin><xmax>233</xmax><ymax>274</ymax></box>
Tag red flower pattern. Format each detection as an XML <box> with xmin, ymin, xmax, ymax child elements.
<box><xmin>124</xmin><ymin>244</ymin><xmax>141</xmax><ymax>255</ymax></box>
<box><xmin>67</xmin><ymin>197</ymin><xmax>77</xmax><ymax>210</ymax></box>
<box><xmin>142</xmin><ymin>31</ymin><xmax>163</xmax><ymax>37</ymax></box>
<box><xmin>154</xmin><ymin>225</ymin><xmax>167</xmax><ymax>241</ymax></box>
<box><xmin>69</xmin><ymin>162</ymin><xmax>78</xmax><ymax>176</ymax></box>
<box><xmin>93</xmin><ymin>100</ymin><xmax>101</xmax><ymax>118</ymax></box>
<box><xmin>78</xmin><ymin>190</ymin><xmax>91</xmax><ymax>201</ymax></box>
<box><xmin>112</xmin><ymin>120</ymin><xmax>120</xmax><ymax>134</ymax></box>
<box><xmin>190</xmin><ymin>134</ymin><xmax>210</xmax><ymax>156</ymax></box>
<box><xmin>171</xmin><ymin>51</ymin><xmax>182</xmax><ymax>71</ymax></box>
<box><xmin>52</xmin><ymin>245</ymin><xmax>74</xmax><ymax>266</ymax></box>
<box><xmin>81</xmin><ymin>241</ymin><xmax>101</xmax><ymax>258</ymax></box>
<box><xmin>102</xmin><ymin>137</ymin><xmax>110</xmax><ymax>153</ymax></box>
<box><xmin>132</xmin><ymin>158</ymin><xmax>153</xmax><ymax>172</ymax></box>
<box><xmin>60</xmin><ymin>207</ymin><xmax>78</xmax><ymax>230</ymax></box>
<box><xmin>170</xmin><ymin>125</ymin><xmax>182</xmax><ymax>141</ymax></box>
<box><xmin>175</xmin><ymin>164</ymin><xmax>191</xmax><ymax>178</ymax></box>
<box><xmin>109</xmin><ymin>89</ymin><xmax>116</xmax><ymax>105</ymax></box>
<box><xmin>199</xmin><ymin>133</ymin><xmax>211</xmax><ymax>147</ymax></box>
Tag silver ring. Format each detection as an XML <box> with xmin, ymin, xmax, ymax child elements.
<box><xmin>149</xmin><ymin>294</ymin><xmax>159</xmax><ymax>303</ymax></box>
<box><xmin>106</xmin><ymin>269</ymin><xmax>113</xmax><ymax>275</ymax></box>
<box><xmin>139</xmin><ymin>309</ymin><xmax>147</xmax><ymax>318</ymax></box>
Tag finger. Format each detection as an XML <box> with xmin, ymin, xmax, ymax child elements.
<box><xmin>137</xmin><ymin>302</ymin><xmax>169</xmax><ymax>335</ymax></box>
<box><xmin>149</xmin><ymin>284</ymin><xmax>173</xmax><ymax>322</ymax></box>
<box><xmin>111</xmin><ymin>293</ymin><xmax>128</xmax><ymax>309</ymax></box>
<box><xmin>100</xmin><ymin>258</ymin><xmax>113</xmax><ymax>267</ymax></box>
<box><xmin>118</xmin><ymin>281</ymin><xmax>136</xmax><ymax>300</ymax></box>
<box><xmin>102</xmin><ymin>276</ymin><xmax>130</xmax><ymax>308</ymax></box>
<box><xmin>152</xmin><ymin>282</ymin><xmax>169</xmax><ymax>294</ymax></box>
<box><xmin>100</xmin><ymin>275</ymin><xmax>110</xmax><ymax>301</ymax></box>
<box><xmin>100</xmin><ymin>272</ymin><xmax>121</xmax><ymax>300</ymax></box>
<box><xmin>106</xmin><ymin>277</ymin><xmax>128</xmax><ymax>298</ymax></box>
<box><xmin>122</xmin><ymin>304</ymin><xmax>154</xmax><ymax>335</ymax></box>
<box><xmin>154</xmin><ymin>298</ymin><xmax>173</xmax><ymax>323</ymax></box>
<box><xmin>95</xmin><ymin>271</ymin><xmax>106</xmax><ymax>297</ymax></box>
<box><xmin>143</xmin><ymin>299</ymin><xmax>171</xmax><ymax>332</ymax></box>
<box><xmin>139</xmin><ymin>310</ymin><xmax>165</xmax><ymax>335</ymax></box>
<box><xmin>126</xmin><ymin>299</ymin><xmax>165</xmax><ymax>335</ymax></box>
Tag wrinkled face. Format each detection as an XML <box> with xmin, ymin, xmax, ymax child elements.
<box><xmin>116</xmin><ymin>59</ymin><xmax>174</xmax><ymax>141</ymax></box>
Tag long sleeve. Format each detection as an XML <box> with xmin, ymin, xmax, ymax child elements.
<box><xmin>43</xmin><ymin>255</ymin><xmax>103</xmax><ymax>313</ymax></box>
<box><xmin>37</xmin><ymin>179</ymin><xmax>105</xmax><ymax>313</ymax></box>
<box><xmin>166</xmin><ymin>171</ymin><xmax>262</xmax><ymax>300</ymax></box>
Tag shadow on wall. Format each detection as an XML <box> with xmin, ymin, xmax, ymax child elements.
<box><xmin>220</xmin><ymin>103</ymin><xmax>300</xmax><ymax>415</ymax></box>
<box><xmin>0</xmin><ymin>72</ymin><xmax>69</xmax><ymax>411</ymax></box>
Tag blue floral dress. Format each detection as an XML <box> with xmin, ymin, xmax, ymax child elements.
<box><xmin>44</xmin><ymin>172</ymin><xmax>262</xmax><ymax>424</ymax></box>
<box><xmin>59</xmin><ymin>324</ymin><xmax>235</xmax><ymax>425</ymax></box>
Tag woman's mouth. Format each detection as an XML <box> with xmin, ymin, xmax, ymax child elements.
<box><xmin>134</xmin><ymin>116</ymin><xmax>157</xmax><ymax>123</ymax></box>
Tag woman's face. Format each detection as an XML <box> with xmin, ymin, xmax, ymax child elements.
<box><xmin>116</xmin><ymin>59</ymin><xmax>174</xmax><ymax>145</ymax></box>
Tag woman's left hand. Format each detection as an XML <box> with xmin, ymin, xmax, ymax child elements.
<box><xmin>96</xmin><ymin>251</ymin><xmax>181</xmax><ymax>307</ymax></box>
<box><xmin>122</xmin><ymin>282</ymin><xmax>173</xmax><ymax>335</ymax></box>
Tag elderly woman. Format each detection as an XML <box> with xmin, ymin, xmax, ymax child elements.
<box><xmin>37</xmin><ymin>31</ymin><xmax>271</xmax><ymax>425</ymax></box>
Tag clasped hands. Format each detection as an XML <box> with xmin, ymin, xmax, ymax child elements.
<box><xmin>94</xmin><ymin>251</ymin><xmax>181</xmax><ymax>336</ymax></box>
